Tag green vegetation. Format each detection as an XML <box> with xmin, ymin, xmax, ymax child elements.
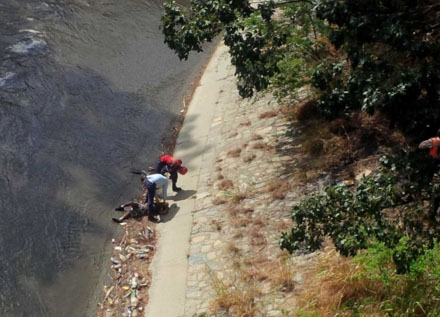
<box><xmin>297</xmin><ymin>243</ymin><xmax>440</xmax><ymax>315</ymax></box>
<box><xmin>162</xmin><ymin>0</ymin><xmax>440</xmax><ymax>136</ymax></box>
<box><xmin>161</xmin><ymin>0</ymin><xmax>440</xmax><ymax>314</ymax></box>
<box><xmin>281</xmin><ymin>151</ymin><xmax>440</xmax><ymax>273</ymax></box>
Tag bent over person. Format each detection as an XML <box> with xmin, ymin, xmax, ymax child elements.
<box><xmin>142</xmin><ymin>173</ymin><xmax>168</xmax><ymax>217</ymax></box>
<box><xmin>156</xmin><ymin>154</ymin><xmax>188</xmax><ymax>192</ymax></box>
<box><xmin>419</xmin><ymin>129</ymin><xmax>440</xmax><ymax>159</ymax></box>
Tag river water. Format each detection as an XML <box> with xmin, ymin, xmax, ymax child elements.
<box><xmin>0</xmin><ymin>0</ymin><xmax>214</xmax><ymax>315</ymax></box>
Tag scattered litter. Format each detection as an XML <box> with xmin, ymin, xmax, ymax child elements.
<box><xmin>98</xmin><ymin>221</ymin><xmax>157</xmax><ymax>317</ymax></box>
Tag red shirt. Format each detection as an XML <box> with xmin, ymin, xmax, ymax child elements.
<box><xmin>160</xmin><ymin>155</ymin><xmax>182</xmax><ymax>170</ymax></box>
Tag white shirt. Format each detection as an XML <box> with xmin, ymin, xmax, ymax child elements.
<box><xmin>147</xmin><ymin>174</ymin><xmax>168</xmax><ymax>200</ymax></box>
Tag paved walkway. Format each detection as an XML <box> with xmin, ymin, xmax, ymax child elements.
<box><xmin>146</xmin><ymin>42</ymin><xmax>316</xmax><ymax>317</ymax></box>
<box><xmin>145</xmin><ymin>43</ymin><xmax>234</xmax><ymax>317</ymax></box>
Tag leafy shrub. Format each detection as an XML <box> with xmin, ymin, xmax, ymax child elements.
<box><xmin>280</xmin><ymin>150</ymin><xmax>439</xmax><ymax>273</ymax></box>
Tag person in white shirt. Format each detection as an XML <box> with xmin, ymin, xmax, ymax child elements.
<box><xmin>142</xmin><ymin>173</ymin><xmax>168</xmax><ymax>219</ymax></box>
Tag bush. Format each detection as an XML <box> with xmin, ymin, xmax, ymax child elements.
<box><xmin>280</xmin><ymin>150</ymin><xmax>439</xmax><ymax>273</ymax></box>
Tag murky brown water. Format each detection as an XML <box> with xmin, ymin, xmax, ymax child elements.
<box><xmin>0</xmin><ymin>0</ymin><xmax>214</xmax><ymax>315</ymax></box>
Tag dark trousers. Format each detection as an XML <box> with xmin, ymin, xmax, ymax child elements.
<box><xmin>156</xmin><ymin>161</ymin><xmax>179</xmax><ymax>189</ymax></box>
<box><xmin>145</xmin><ymin>180</ymin><xmax>156</xmax><ymax>215</ymax></box>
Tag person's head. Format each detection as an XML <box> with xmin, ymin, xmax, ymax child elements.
<box><xmin>173</xmin><ymin>159</ymin><xmax>182</xmax><ymax>167</ymax></box>
<box><xmin>178</xmin><ymin>166</ymin><xmax>188</xmax><ymax>175</ymax></box>
<box><xmin>140</xmin><ymin>174</ymin><xmax>146</xmax><ymax>182</ymax></box>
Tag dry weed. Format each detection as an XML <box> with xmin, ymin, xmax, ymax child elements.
<box><xmin>233</xmin><ymin>231</ymin><xmax>243</xmax><ymax>239</ymax></box>
<box><xmin>227</xmin><ymin>148</ymin><xmax>242</xmax><ymax>158</ymax></box>
<box><xmin>211</xmin><ymin>219</ymin><xmax>222</xmax><ymax>231</ymax></box>
<box><xmin>252</xmin><ymin>218</ymin><xmax>265</xmax><ymax>227</ymax></box>
<box><xmin>243</xmin><ymin>153</ymin><xmax>256</xmax><ymax>163</ymax></box>
<box><xmin>265</xmin><ymin>179</ymin><xmax>291</xmax><ymax>200</ymax></box>
<box><xmin>229</xmin><ymin>132</ymin><xmax>238</xmax><ymax>138</ymax></box>
<box><xmin>212</xmin><ymin>198</ymin><xmax>226</xmax><ymax>205</ymax></box>
<box><xmin>297</xmin><ymin>248</ymin><xmax>383</xmax><ymax>316</ymax></box>
<box><xmin>227</xmin><ymin>206</ymin><xmax>253</xmax><ymax>218</ymax></box>
<box><xmin>231</xmin><ymin>216</ymin><xmax>248</xmax><ymax>228</ymax></box>
<box><xmin>268</xmin><ymin>259</ymin><xmax>296</xmax><ymax>292</ymax></box>
<box><xmin>226</xmin><ymin>242</ymin><xmax>240</xmax><ymax>254</ymax></box>
<box><xmin>251</xmin><ymin>134</ymin><xmax>263</xmax><ymax>141</ymax></box>
<box><xmin>217</xmin><ymin>173</ymin><xmax>224</xmax><ymax>180</ymax></box>
<box><xmin>258</xmin><ymin>110</ymin><xmax>278</xmax><ymax>119</ymax></box>
<box><xmin>239</xmin><ymin>121</ymin><xmax>251</xmax><ymax>127</ymax></box>
<box><xmin>249</xmin><ymin>227</ymin><xmax>266</xmax><ymax>247</ymax></box>
<box><xmin>231</xmin><ymin>192</ymin><xmax>248</xmax><ymax>203</ymax></box>
<box><xmin>218</xmin><ymin>179</ymin><xmax>233</xmax><ymax>190</ymax></box>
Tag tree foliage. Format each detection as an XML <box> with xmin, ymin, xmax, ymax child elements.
<box><xmin>280</xmin><ymin>151</ymin><xmax>440</xmax><ymax>273</ymax></box>
<box><xmin>162</xmin><ymin>0</ymin><xmax>440</xmax><ymax>135</ymax></box>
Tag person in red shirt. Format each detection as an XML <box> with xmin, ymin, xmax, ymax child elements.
<box><xmin>156</xmin><ymin>154</ymin><xmax>188</xmax><ymax>192</ymax></box>
<box><xmin>419</xmin><ymin>129</ymin><xmax>440</xmax><ymax>159</ymax></box>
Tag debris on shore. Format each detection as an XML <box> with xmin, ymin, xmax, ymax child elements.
<box><xmin>97</xmin><ymin>219</ymin><xmax>157</xmax><ymax>317</ymax></box>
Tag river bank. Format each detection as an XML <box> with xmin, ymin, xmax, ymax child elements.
<box><xmin>0</xmin><ymin>0</ymin><xmax>215</xmax><ymax>315</ymax></box>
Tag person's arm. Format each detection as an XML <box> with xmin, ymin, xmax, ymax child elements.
<box><xmin>419</xmin><ymin>139</ymin><xmax>433</xmax><ymax>149</ymax></box>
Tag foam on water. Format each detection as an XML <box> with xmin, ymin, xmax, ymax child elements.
<box><xmin>9</xmin><ymin>38</ymin><xmax>46</xmax><ymax>54</ymax></box>
<box><xmin>0</xmin><ymin>72</ymin><xmax>15</xmax><ymax>87</ymax></box>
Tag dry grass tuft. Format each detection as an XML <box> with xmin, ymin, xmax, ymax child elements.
<box><xmin>226</xmin><ymin>242</ymin><xmax>240</xmax><ymax>254</ymax></box>
<box><xmin>218</xmin><ymin>179</ymin><xmax>233</xmax><ymax>190</ymax></box>
<box><xmin>297</xmin><ymin>248</ymin><xmax>383</xmax><ymax>316</ymax></box>
<box><xmin>228</xmin><ymin>207</ymin><xmax>254</xmax><ymax>218</ymax></box>
<box><xmin>228</xmin><ymin>207</ymin><xmax>240</xmax><ymax>218</ymax></box>
<box><xmin>269</xmin><ymin>259</ymin><xmax>295</xmax><ymax>292</ymax></box>
<box><xmin>233</xmin><ymin>231</ymin><xmax>243</xmax><ymax>239</ymax></box>
<box><xmin>227</xmin><ymin>148</ymin><xmax>242</xmax><ymax>158</ymax></box>
<box><xmin>252</xmin><ymin>218</ymin><xmax>265</xmax><ymax>227</ymax></box>
<box><xmin>243</xmin><ymin>153</ymin><xmax>256</xmax><ymax>163</ymax></box>
<box><xmin>217</xmin><ymin>173</ymin><xmax>224</xmax><ymax>180</ymax></box>
<box><xmin>231</xmin><ymin>216</ymin><xmax>248</xmax><ymax>228</ymax></box>
<box><xmin>211</xmin><ymin>219</ymin><xmax>222</xmax><ymax>231</ymax></box>
<box><xmin>242</xmin><ymin>267</ymin><xmax>268</xmax><ymax>282</ymax></box>
<box><xmin>231</xmin><ymin>192</ymin><xmax>248</xmax><ymax>203</ymax></box>
<box><xmin>265</xmin><ymin>179</ymin><xmax>291</xmax><ymax>200</ymax></box>
<box><xmin>212</xmin><ymin>198</ymin><xmax>226</xmax><ymax>205</ymax></box>
<box><xmin>210</xmin><ymin>279</ymin><xmax>260</xmax><ymax>317</ymax></box>
<box><xmin>239</xmin><ymin>121</ymin><xmax>252</xmax><ymax>127</ymax></box>
<box><xmin>229</xmin><ymin>132</ymin><xmax>238</xmax><ymax>138</ymax></box>
<box><xmin>251</xmin><ymin>142</ymin><xmax>274</xmax><ymax>152</ymax></box>
<box><xmin>249</xmin><ymin>227</ymin><xmax>266</xmax><ymax>247</ymax></box>
<box><xmin>251</xmin><ymin>134</ymin><xmax>263</xmax><ymax>141</ymax></box>
<box><xmin>258</xmin><ymin>110</ymin><xmax>278</xmax><ymax>119</ymax></box>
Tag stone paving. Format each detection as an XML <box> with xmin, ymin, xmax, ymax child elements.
<box><xmin>182</xmin><ymin>49</ymin><xmax>321</xmax><ymax>316</ymax></box>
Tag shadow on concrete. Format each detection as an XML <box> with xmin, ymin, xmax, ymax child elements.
<box><xmin>168</xmin><ymin>189</ymin><xmax>197</xmax><ymax>201</ymax></box>
<box><xmin>160</xmin><ymin>203</ymin><xmax>180</xmax><ymax>223</ymax></box>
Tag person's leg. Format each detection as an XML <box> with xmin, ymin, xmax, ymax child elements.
<box><xmin>115</xmin><ymin>201</ymin><xmax>138</xmax><ymax>211</ymax></box>
<box><xmin>156</xmin><ymin>161</ymin><xmax>166</xmax><ymax>174</ymax></box>
<box><xmin>146</xmin><ymin>182</ymin><xmax>157</xmax><ymax>220</ymax></box>
<box><xmin>170</xmin><ymin>171</ymin><xmax>181</xmax><ymax>192</ymax></box>
<box><xmin>112</xmin><ymin>211</ymin><xmax>131</xmax><ymax>223</ymax></box>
